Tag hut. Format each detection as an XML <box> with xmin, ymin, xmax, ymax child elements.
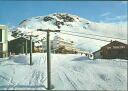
<box><xmin>93</xmin><ymin>41</ymin><xmax>128</xmax><ymax>60</ymax></box>
<box><xmin>8</xmin><ymin>37</ymin><xmax>35</xmax><ymax>55</ymax></box>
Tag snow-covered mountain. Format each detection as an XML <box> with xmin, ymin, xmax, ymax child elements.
<box><xmin>12</xmin><ymin>13</ymin><xmax>90</xmax><ymax>39</ymax></box>
<box><xmin>11</xmin><ymin>13</ymin><xmax>127</xmax><ymax>52</ymax></box>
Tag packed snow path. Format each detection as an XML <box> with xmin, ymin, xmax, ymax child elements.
<box><xmin>0</xmin><ymin>53</ymin><xmax>127</xmax><ymax>90</ymax></box>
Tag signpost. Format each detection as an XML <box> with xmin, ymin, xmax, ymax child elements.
<box><xmin>37</xmin><ymin>29</ymin><xmax>60</xmax><ymax>90</ymax></box>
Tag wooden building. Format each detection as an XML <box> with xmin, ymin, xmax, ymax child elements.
<box><xmin>93</xmin><ymin>41</ymin><xmax>128</xmax><ymax>60</ymax></box>
<box><xmin>8</xmin><ymin>37</ymin><xmax>34</xmax><ymax>55</ymax></box>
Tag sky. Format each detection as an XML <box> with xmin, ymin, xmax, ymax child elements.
<box><xmin>0</xmin><ymin>1</ymin><xmax>127</xmax><ymax>26</ymax></box>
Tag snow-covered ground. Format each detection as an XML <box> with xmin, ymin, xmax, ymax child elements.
<box><xmin>0</xmin><ymin>53</ymin><xmax>127</xmax><ymax>90</ymax></box>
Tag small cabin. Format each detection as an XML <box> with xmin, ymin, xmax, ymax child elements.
<box><xmin>93</xmin><ymin>41</ymin><xmax>128</xmax><ymax>60</ymax></box>
<box><xmin>8</xmin><ymin>37</ymin><xmax>35</xmax><ymax>55</ymax></box>
<box><xmin>0</xmin><ymin>25</ymin><xmax>8</xmax><ymax>58</ymax></box>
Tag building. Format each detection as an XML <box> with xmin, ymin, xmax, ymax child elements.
<box><xmin>52</xmin><ymin>36</ymin><xmax>79</xmax><ymax>53</ymax></box>
<box><xmin>93</xmin><ymin>41</ymin><xmax>128</xmax><ymax>60</ymax></box>
<box><xmin>8</xmin><ymin>37</ymin><xmax>35</xmax><ymax>55</ymax></box>
<box><xmin>42</xmin><ymin>36</ymin><xmax>79</xmax><ymax>54</ymax></box>
<box><xmin>34</xmin><ymin>45</ymin><xmax>43</xmax><ymax>53</ymax></box>
<box><xmin>0</xmin><ymin>25</ymin><xmax>8</xmax><ymax>58</ymax></box>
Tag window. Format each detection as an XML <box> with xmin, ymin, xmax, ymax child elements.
<box><xmin>0</xmin><ymin>29</ymin><xmax>2</xmax><ymax>42</ymax></box>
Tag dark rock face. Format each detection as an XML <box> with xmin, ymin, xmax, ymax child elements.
<box><xmin>43</xmin><ymin>16</ymin><xmax>54</xmax><ymax>22</ymax></box>
<box><xmin>54</xmin><ymin>21</ymin><xmax>64</xmax><ymax>29</ymax></box>
<box><xmin>43</xmin><ymin>14</ymin><xmax>75</xmax><ymax>23</ymax></box>
<box><xmin>43</xmin><ymin>14</ymin><xmax>75</xmax><ymax>28</ymax></box>
<box><xmin>55</xmin><ymin>14</ymin><xmax>75</xmax><ymax>22</ymax></box>
<box><xmin>12</xmin><ymin>31</ymin><xmax>22</xmax><ymax>38</ymax></box>
<box><xmin>19</xmin><ymin>19</ymin><xmax>27</xmax><ymax>25</ymax></box>
<box><xmin>54</xmin><ymin>14</ymin><xmax>76</xmax><ymax>28</ymax></box>
<box><xmin>12</xmin><ymin>30</ymin><xmax>28</xmax><ymax>38</ymax></box>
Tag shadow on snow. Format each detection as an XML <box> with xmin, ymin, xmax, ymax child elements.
<box><xmin>72</xmin><ymin>56</ymin><xmax>89</xmax><ymax>61</ymax></box>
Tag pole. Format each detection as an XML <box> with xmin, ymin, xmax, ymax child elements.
<box><xmin>127</xmin><ymin>29</ymin><xmax>128</xmax><ymax>44</ymax></box>
<box><xmin>37</xmin><ymin>29</ymin><xmax>60</xmax><ymax>90</ymax></box>
<box><xmin>47</xmin><ymin>30</ymin><xmax>51</xmax><ymax>90</ymax></box>
<box><xmin>42</xmin><ymin>39</ymin><xmax>44</xmax><ymax>53</ymax></box>
<box><xmin>126</xmin><ymin>2</ymin><xmax>128</xmax><ymax>45</ymax></box>
<box><xmin>30</xmin><ymin>35</ymin><xmax>32</xmax><ymax>65</ymax></box>
<box><xmin>127</xmin><ymin>26</ymin><xmax>128</xmax><ymax>44</ymax></box>
<box><xmin>25</xmin><ymin>40</ymin><xmax>27</xmax><ymax>55</ymax></box>
<box><xmin>127</xmin><ymin>22</ymin><xmax>128</xmax><ymax>45</ymax></box>
<box><xmin>22</xmin><ymin>43</ymin><xmax>24</xmax><ymax>54</ymax></box>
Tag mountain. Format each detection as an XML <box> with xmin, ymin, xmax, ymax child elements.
<box><xmin>20</xmin><ymin>13</ymin><xmax>90</xmax><ymax>29</ymax></box>
<box><xmin>11</xmin><ymin>13</ymin><xmax>127</xmax><ymax>52</ymax></box>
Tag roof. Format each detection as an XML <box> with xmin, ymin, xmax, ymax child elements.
<box><xmin>0</xmin><ymin>25</ymin><xmax>7</xmax><ymax>30</ymax></box>
<box><xmin>8</xmin><ymin>35</ymin><xmax>16</xmax><ymax>41</ymax></box>
<box><xmin>93</xmin><ymin>41</ymin><xmax>128</xmax><ymax>54</ymax></box>
<box><xmin>0</xmin><ymin>24</ymin><xmax>6</xmax><ymax>26</ymax></box>
<box><xmin>93</xmin><ymin>49</ymin><xmax>101</xmax><ymax>54</ymax></box>
<box><xmin>101</xmin><ymin>41</ymin><xmax>128</xmax><ymax>49</ymax></box>
<box><xmin>9</xmin><ymin>37</ymin><xmax>34</xmax><ymax>42</ymax></box>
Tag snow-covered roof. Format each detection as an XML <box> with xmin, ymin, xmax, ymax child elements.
<box><xmin>0</xmin><ymin>24</ymin><xmax>7</xmax><ymax>29</ymax></box>
<box><xmin>8</xmin><ymin>35</ymin><xmax>16</xmax><ymax>41</ymax></box>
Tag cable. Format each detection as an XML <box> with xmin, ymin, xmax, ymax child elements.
<box><xmin>60</xmin><ymin>32</ymin><xmax>111</xmax><ymax>42</ymax></box>
<box><xmin>61</xmin><ymin>30</ymin><xmax>127</xmax><ymax>41</ymax></box>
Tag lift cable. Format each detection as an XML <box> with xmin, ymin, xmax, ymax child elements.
<box><xmin>60</xmin><ymin>32</ymin><xmax>111</xmax><ymax>42</ymax></box>
<box><xmin>60</xmin><ymin>30</ymin><xmax>127</xmax><ymax>41</ymax></box>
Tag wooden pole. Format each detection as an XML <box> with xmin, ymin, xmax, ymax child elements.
<box><xmin>47</xmin><ymin>30</ymin><xmax>51</xmax><ymax>90</ymax></box>
<box><xmin>127</xmin><ymin>23</ymin><xmax>128</xmax><ymax>45</ymax></box>
<box><xmin>22</xmin><ymin>44</ymin><xmax>24</xmax><ymax>54</ymax></box>
<box><xmin>25</xmin><ymin>40</ymin><xmax>27</xmax><ymax>55</ymax></box>
<box><xmin>30</xmin><ymin>35</ymin><xmax>32</xmax><ymax>65</ymax></box>
<box><xmin>42</xmin><ymin>39</ymin><xmax>44</xmax><ymax>53</ymax></box>
<box><xmin>37</xmin><ymin>29</ymin><xmax>60</xmax><ymax>90</ymax></box>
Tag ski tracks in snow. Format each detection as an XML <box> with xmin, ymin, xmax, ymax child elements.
<box><xmin>28</xmin><ymin>69</ymin><xmax>46</xmax><ymax>87</ymax></box>
<box><xmin>57</xmin><ymin>71</ymin><xmax>77</xmax><ymax>90</ymax></box>
<box><xmin>27</xmin><ymin>55</ymin><xmax>47</xmax><ymax>89</ymax></box>
<box><xmin>0</xmin><ymin>71</ymin><xmax>16</xmax><ymax>90</ymax></box>
<box><xmin>56</xmin><ymin>66</ymin><xmax>81</xmax><ymax>90</ymax></box>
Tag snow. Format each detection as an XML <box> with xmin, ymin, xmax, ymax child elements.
<box><xmin>0</xmin><ymin>53</ymin><xmax>127</xmax><ymax>90</ymax></box>
<box><xmin>8</xmin><ymin>32</ymin><xmax>15</xmax><ymax>41</ymax></box>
